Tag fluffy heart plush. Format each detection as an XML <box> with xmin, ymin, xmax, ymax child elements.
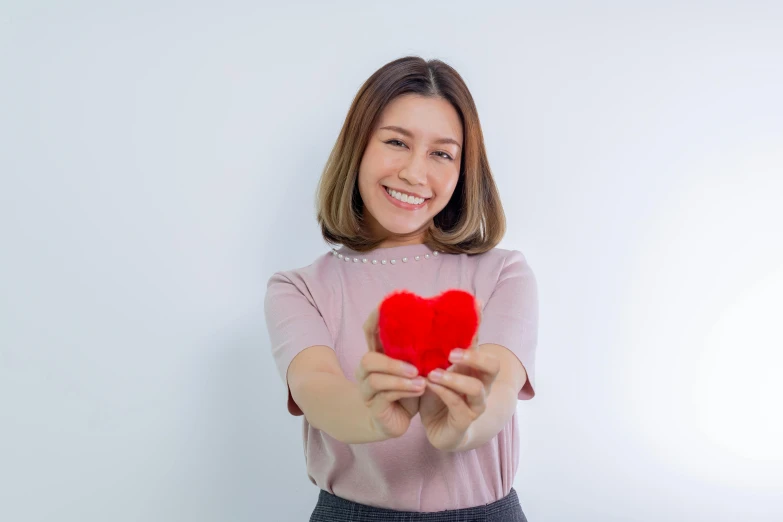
<box><xmin>377</xmin><ymin>289</ymin><xmax>479</xmax><ymax>375</ymax></box>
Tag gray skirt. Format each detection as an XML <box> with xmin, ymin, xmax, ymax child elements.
<box><xmin>309</xmin><ymin>487</ymin><xmax>528</xmax><ymax>522</ymax></box>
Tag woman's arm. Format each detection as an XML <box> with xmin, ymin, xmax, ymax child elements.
<box><xmin>288</xmin><ymin>344</ymin><xmax>426</xmax><ymax>444</ymax></box>
<box><xmin>288</xmin><ymin>345</ymin><xmax>384</xmax><ymax>444</ymax></box>
<box><xmin>420</xmin><ymin>342</ymin><xmax>528</xmax><ymax>452</ymax></box>
<box><xmin>451</xmin><ymin>343</ymin><xmax>527</xmax><ymax>451</ymax></box>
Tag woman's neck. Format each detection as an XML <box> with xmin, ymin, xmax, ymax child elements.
<box><xmin>377</xmin><ymin>235</ymin><xmax>426</xmax><ymax>248</ymax></box>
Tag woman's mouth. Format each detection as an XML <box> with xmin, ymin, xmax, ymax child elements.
<box><xmin>382</xmin><ymin>186</ymin><xmax>429</xmax><ymax>210</ymax></box>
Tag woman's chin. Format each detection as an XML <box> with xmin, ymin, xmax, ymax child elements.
<box><xmin>377</xmin><ymin>219</ymin><xmax>429</xmax><ymax>237</ymax></box>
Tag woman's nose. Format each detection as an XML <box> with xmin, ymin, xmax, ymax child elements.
<box><xmin>399</xmin><ymin>156</ymin><xmax>428</xmax><ymax>185</ymax></box>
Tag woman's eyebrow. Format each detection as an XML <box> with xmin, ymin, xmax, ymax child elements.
<box><xmin>379</xmin><ymin>125</ymin><xmax>462</xmax><ymax>149</ymax></box>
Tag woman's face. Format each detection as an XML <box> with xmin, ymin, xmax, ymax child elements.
<box><xmin>358</xmin><ymin>94</ymin><xmax>463</xmax><ymax>247</ymax></box>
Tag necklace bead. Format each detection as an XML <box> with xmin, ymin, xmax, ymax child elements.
<box><xmin>331</xmin><ymin>248</ymin><xmax>440</xmax><ymax>266</ymax></box>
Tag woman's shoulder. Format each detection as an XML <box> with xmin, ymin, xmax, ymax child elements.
<box><xmin>467</xmin><ymin>246</ymin><xmax>530</xmax><ymax>267</ymax></box>
<box><xmin>460</xmin><ymin>247</ymin><xmax>535</xmax><ymax>288</ymax></box>
<box><xmin>265</xmin><ymin>249</ymin><xmax>338</xmax><ymax>290</ymax></box>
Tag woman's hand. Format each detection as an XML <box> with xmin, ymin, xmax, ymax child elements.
<box><xmin>358</xmin><ymin>307</ymin><xmax>426</xmax><ymax>439</ymax></box>
<box><xmin>419</xmin><ymin>303</ymin><xmax>501</xmax><ymax>451</ymax></box>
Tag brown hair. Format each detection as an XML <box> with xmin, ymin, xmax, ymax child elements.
<box><xmin>315</xmin><ymin>56</ymin><xmax>506</xmax><ymax>254</ymax></box>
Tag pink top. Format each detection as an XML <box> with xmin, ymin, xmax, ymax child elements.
<box><xmin>264</xmin><ymin>243</ymin><xmax>538</xmax><ymax>512</ymax></box>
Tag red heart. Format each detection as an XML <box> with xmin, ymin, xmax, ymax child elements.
<box><xmin>377</xmin><ymin>289</ymin><xmax>479</xmax><ymax>375</ymax></box>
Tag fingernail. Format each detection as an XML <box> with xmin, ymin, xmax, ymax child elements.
<box><xmin>449</xmin><ymin>349</ymin><xmax>464</xmax><ymax>362</ymax></box>
<box><xmin>411</xmin><ymin>377</ymin><xmax>426</xmax><ymax>387</ymax></box>
<box><xmin>430</xmin><ymin>369</ymin><xmax>445</xmax><ymax>380</ymax></box>
<box><xmin>403</xmin><ymin>363</ymin><xmax>418</xmax><ymax>376</ymax></box>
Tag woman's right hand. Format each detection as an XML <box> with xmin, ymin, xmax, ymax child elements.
<box><xmin>357</xmin><ymin>307</ymin><xmax>426</xmax><ymax>439</ymax></box>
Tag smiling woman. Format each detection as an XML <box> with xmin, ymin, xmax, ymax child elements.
<box><xmin>264</xmin><ymin>56</ymin><xmax>538</xmax><ymax>522</ymax></box>
<box><xmin>315</xmin><ymin>57</ymin><xmax>506</xmax><ymax>254</ymax></box>
<box><xmin>357</xmin><ymin>95</ymin><xmax>464</xmax><ymax>244</ymax></box>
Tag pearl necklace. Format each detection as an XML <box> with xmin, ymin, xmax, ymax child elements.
<box><xmin>331</xmin><ymin>248</ymin><xmax>440</xmax><ymax>266</ymax></box>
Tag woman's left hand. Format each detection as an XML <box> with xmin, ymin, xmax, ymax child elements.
<box><xmin>419</xmin><ymin>303</ymin><xmax>501</xmax><ymax>451</ymax></box>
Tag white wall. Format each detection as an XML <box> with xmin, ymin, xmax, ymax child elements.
<box><xmin>2</xmin><ymin>2</ymin><xmax>781</xmax><ymax>521</ymax></box>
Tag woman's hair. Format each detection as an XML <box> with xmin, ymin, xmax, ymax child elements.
<box><xmin>316</xmin><ymin>55</ymin><xmax>506</xmax><ymax>254</ymax></box>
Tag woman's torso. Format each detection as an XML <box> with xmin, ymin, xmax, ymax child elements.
<box><xmin>286</xmin><ymin>243</ymin><xmax>523</xmax><ymax>512</ymax></box>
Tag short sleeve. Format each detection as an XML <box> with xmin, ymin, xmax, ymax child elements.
<box><xmin>477</xmin><ymin>250</ymin><xmax>539</xmax><ymax>400</ymax></box>
<box><xmin>264</xmin><ymin>271</ymin><xmax>335</xmax><ymax>415</ymax></box>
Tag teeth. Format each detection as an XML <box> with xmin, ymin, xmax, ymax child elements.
<box><xmin>386</xmin><ymin>187</ymin><xmax>424</xmax><ymax>205</ymax></box>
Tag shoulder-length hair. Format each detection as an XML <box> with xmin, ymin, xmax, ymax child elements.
<box><xmin>316</xmin><ymin>56</ymin><xmax>506</xmax><ymax>254</ymax></box>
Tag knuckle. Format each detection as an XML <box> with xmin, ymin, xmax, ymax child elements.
<box><xmin>367</xmin><ymin>373</ymin><xmax>382</xmax><ymax>390</ymax></box>
<box><xmin>361</xmin><ymin>352</ymin><xmax>377</xmax><ymax>369</ymax></box>
<box><xmin>380</xmin><ymin>357</ymin><xmax>393</xmax><ymax>370</ymax></box>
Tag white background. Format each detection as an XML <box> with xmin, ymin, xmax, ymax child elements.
<box><xmin>1</xmin><ymin>1</ymin><xmax>781</xmax><ymax>521</ymax></box>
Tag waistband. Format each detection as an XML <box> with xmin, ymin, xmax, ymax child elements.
<box><xmin>311</xmin><ymin>487</ymin><xmax>526</xmax><ymax>522</ymax></box>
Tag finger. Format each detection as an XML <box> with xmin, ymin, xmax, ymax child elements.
<box><xmin>448</xmin><ymin>348</ymin><xmax>499</xmax><ymax>390</ymax></box>
<box><xmin>355</xmin><ymin>351</ymin><xmax>418</xmax><ymax>381</ymax></box>
<box><xmin>373</xmin><ymin>326</ymin><xmax>385</xmax><ymax>355</ymax></box>
<box><xmin>363</xmin><ymin>307</ymin><xmax>381</xmax><ymax>353</ymax></box>
<box><xmin>360</xmin><ymin>373</ymin><xmax>426</xmax><ymax>401</ymax></box>
<box><xmin>427</xmin><ymin>369</ymin><xmax>487</xmax><ymax>412</ymax></box>
<box><xmin>425</xmin><ymin>380</ymin><xmax>478</xmax><ymax>427</ymax></box>
<box><xmin>377</xmin><ymin>389</ymin><xmax>426</xmax><ymax>407</ymax></box>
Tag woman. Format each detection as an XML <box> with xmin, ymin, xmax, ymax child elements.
<box><xmin>264</xmin><ymin>55</ymin><xmax>538</xmax><ymax>521</ymax></box>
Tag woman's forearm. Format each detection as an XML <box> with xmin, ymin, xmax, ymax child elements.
<box><xmin>292</xmin><ymin>371</ymin><xmax>387</xmax><ymax>444</ymax></box>
<box><xmin>453</xmin><ymin>381</ymin><xmax>519</xmax><ymax>452</ymax></box>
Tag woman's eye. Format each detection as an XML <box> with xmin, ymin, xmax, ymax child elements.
<box><xmin>386</xmin><ymin>139</ymin><xmax>452</xmax><ymax>161</ymax></box>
